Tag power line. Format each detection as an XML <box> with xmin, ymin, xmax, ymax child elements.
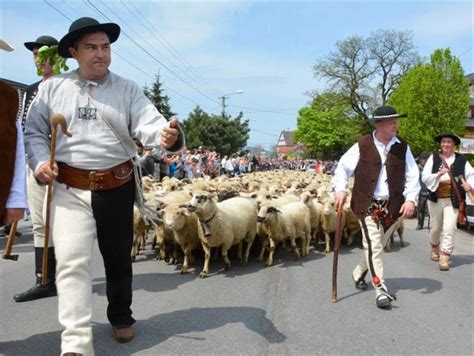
<box><xmin>44</xmin><ymin>0</ymin><xmax>211</xmax><ymax>111</ymax></box>
<box><xmin>85</xmin><ymin>0</ymin><xmax>220</xmax><ymax>105</ymax></box>
<box><xmin>458</xmin><ymin>46</ymin><xmax>474</xmax><ymax>58</ymax></box>
<box><xmin>122</xmin><ymin>0</ymin><xmax>220</xmax><ymax>94</ymax></box>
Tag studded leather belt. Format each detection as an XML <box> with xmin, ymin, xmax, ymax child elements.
<box><xmin>57</xmin><ymin>160</ymin><xmax>134</xmax><ymax>192</ymax></box>
<box><xmin>436</xmin><ymin>181</ymin><xmax>451</xmax><ymax>198</ymax></box>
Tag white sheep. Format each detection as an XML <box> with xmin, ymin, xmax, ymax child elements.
<box><xmin>257</xmin><ymin>201</ymin><xmax>311</xmax><ymax>267</ymax></box>
<box><xmin>187</xmin><ymin>191</ymin><xmax>257</xmax><ymax>278</ymax></box>
<box><xmin>159</xmin><ymin>203</ymin><xmax>203</xmax><ymax>274</ymax></box>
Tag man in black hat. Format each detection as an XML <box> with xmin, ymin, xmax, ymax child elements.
<box><xmin>421</xmin><ymin>133</ymin><xmax>474</xmax><ymax>271</ymax></box>
<box><xmin>416</xmin><ymin>152</ymin><xmax>431</xmax><ymax>230</ymax></box>
<box><xmin>332</xmin><ymin>105</ymin><xmax>420</xmax><ymax>309</ymax></box>
<box><xmin>12</xmin><ymin>35</ymin><xmax>60</xmax><ymax>303</ymax></box>
<box><xmin>25</xmin><ymin>17</ymin><xmax>185</xmax><ymax>356</ymax></box>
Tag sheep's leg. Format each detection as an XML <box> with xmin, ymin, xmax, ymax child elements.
<box><xmin>221</xmin><ymin>243</ymin><xmax>232</xmax><ymax>270</ymax></box>
<box><xmin>237</xmin><ymin>241</ymin><xmax>243</xmax><ymax>265</ymax></box>
<box><xmin>242</xmin><ymin>238</ymin><xmax>254</xmax><ymax>266</ymax></box>
<box><xmin>266</xmin><ymin>238</ymin><xmax>277</xmax><ymax>267</ymax></box>
<box><xmin>290</xmin><ymin>237</ymin><xmax>300</xmax><ymax>260</ymax></box>
<box><xmin>181</xmin><ymin>245</ymin><xmax>191</xmax><ymax>274</ymax></box>
<box><xmin>200</xmin><ymin>242</ymin><xmax>212</xmax><ymax>278</ymax></box>
<box><xmin>325</xmin><ymin>232</ymin><xmax>331</xmax><ymax>254</ymax></box>
<box><xmin>398</xmin><ymin>228</ymin><xmax>405</xmax><ymax>247</ymax></box>
<box><xmin>257</xmin><ymin>237</ymin><xmax>268</xmax><ymax>262</ymax></box>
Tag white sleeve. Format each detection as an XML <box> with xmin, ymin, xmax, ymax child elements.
<box><xmin>422</xmin><ymin>155</ymin><xmax>441</xmax><ymax>192</ymax></box>
<box><xmin>5</xmin><ymin>119</ymin><xmax>28</xmax><ymax>209</ymax></box>
<box><xmin>332</xmin><ymin>142</ymin><xmax>360</xmax><ymax>193</ymax></box>
<box><xmin>403</xmin><ymin>145</ymin><xmax>421</xmax><ymax>202</ymax></box>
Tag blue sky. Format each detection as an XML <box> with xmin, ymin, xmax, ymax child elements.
<box><xmin>1</xmin><ymin>0</ymin><xmax>472</xmax><ymax>150</ymax></box>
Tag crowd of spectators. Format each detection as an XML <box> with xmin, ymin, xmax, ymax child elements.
<box><xmin>135</xmin><ymin>141</ymin><xmax>338</xmax><ymax>181</ymax></box>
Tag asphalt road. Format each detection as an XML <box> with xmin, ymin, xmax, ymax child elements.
<box><xmin>1</xmin><ymin>218</ymin><xmax>473</xmax><ymax>355</ymax></box>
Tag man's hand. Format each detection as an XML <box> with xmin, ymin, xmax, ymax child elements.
<box><xmin>160</xmin><ymin>118</ymin><xmax>180</xmax><ymax>149</ymax></box>
<box><xmin>399</xmin><ymin>200</ymin><xmax>415</xmax><ymax>218</ymax></box>
<box><xmin>438</xmin><ymin>166</ymin><xmax>450</xmax><ymax>177</ymax></box>
<box><xmin>36</xmin><ymin>161</ymin><xmax>58</xmax><ymax>184</ymax></box>
<box><xmin>4</xmin><ymin>208</ymin><xmax>25</xmax><ymax>226</ymax></box>
<box><xmin>461</xmin><ymin>180</ymin><xmax>472</xmax><ymax>192</ymax></box>
<box><xmin>334</xmin><ymin>191</ymin><xmax>347</xmax><ymax>212</ymax></box>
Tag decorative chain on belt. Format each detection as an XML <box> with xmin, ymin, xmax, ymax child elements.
<box><xmin>368</xmin><ymin>199</ymin><xmax>395</xmax><ymax>232</ymax></box>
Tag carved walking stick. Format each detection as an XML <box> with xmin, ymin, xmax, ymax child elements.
<box><xmin>331</xmin><ymin>208</ymin><xmax>344</xmax><ymax>303</ymax></box>
<box><xmin>42</xmin><ymin>114</ymin><xmax>71</xmax><ymax>285</ymax></box>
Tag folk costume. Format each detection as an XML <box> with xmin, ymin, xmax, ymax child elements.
<box><xmin>0</xmin><ymin>39</ymin><xmax>28</xmax><ymax>227</ymax></box>
<box><xmin>333</xmin><ymin>105</ymin><xmax>420</xmax><ymax>309</ymax></box>
<box><xmin>24</xmin><ymin>17</ymin><xmax>184</xmax><ymax>355</ymax></box>
<box><xmin>422</xmin><ymin>134</ymin><xmax>474</xmax><ymax>270</ymax></box>
<box><xmin>14</xmin><ymin>35</ymin><xmax>60</xmax><ymax>303</ymax></box>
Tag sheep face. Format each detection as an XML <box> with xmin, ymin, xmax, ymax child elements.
<box><xmin>163</xmin><ymin>205</ymin><xmax>189</xmax><ymax>230</ymax></box>
<box><xmin>323</xmin><ymin>198</ymin><xmax>336</xmax><ymax>216</ymax></box>
<box><xmin>257</xmin><ymin>204</ymin><xmax>279</xmax><ymax>223</ymax></box>
<box><xmin>187</xmin><ymin>192</ymin><xmax>214</xmax><ymax>213</ymax></box>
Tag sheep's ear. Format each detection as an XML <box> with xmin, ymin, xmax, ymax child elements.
<box><xmin>302</xmin><ymin>194</ymin><xmax>310</xmax><ymax>204</ymax></box>
<box><xmin>180</xmin><ymin>208</ymin><xmax>191</xmax><ymax>216</ymax></box>
<box><xmin>178</xmin><ymin>204</ymin><xmax>188</xmax><ymax>209</ymax></box>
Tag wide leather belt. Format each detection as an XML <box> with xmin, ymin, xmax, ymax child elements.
<box><xmin>436</xmin><ymin>181</ymin><xmax>451</xmax><ymax>198</ymax></box>
<box><xmin>57</xmin><ymin>160</ymin><xmax>134</xmax><ymax>192</ymax></box>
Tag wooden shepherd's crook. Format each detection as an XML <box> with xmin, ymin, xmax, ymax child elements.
<box><xmin>331</xmin><ymin>208</ymin><xmax>344</xmax><ymax>303</ymax></box>
<box><xmin>42</xmin><ymin>114</ymin><xmax>71</xmax><ymax>285</ymax></box>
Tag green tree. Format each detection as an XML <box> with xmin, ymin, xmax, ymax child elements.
<box><xmin>293</xmin><ymin>92</ymin><xmax>362</xmax><ymax>159</ymax></box>
<box><xmin>144</xmin><ymin>74</ymin><xmax>175</xmax><ymax>119</ymax></box>
<box><xmin>388</xmin><ymin>48</ymin><xmax>470</xmax><ymax>153</ymax></box>
<box><xmin>182</xmin><ymin>106</ymin><xmax>250</xmax><ymax>156</ymax></box>
<box><xmin>313</xmin><ymin>29</ymin><xmax>419</xmax><ymax>122</ymax></box>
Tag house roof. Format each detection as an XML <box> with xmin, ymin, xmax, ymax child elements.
<box><xmin>467</xmin><ymin>73</ymin><xmax>474</xmax><ymax>84</ymax></box>
<box><xmin>277</xmin><ymin>130</ymin><xmax>294</xmax><ymax>146</ymax></box>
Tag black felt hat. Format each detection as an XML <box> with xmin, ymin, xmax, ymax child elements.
<box><xmin>372</xmin><ymin>105</ymin><xmax>407</xmax><ymax>121</ymax></box>
<box><xmin>435</xmin><ymin>133</ymin><xmax>461</xmax><ymax>146</ymax></box>
<box><xmin>24</xmin><ymin>35</ymin><xmax>58</xmax><ymax>51</ymax></box>
<box><xmin>419</xmin><ymin>151</ymin><xmax>431</xmax><ymax>160</ymax></box>
<box><xmin>58</xmin><ymin>17</ymin><xmax>120</xmax><ymax>58</ymax></box>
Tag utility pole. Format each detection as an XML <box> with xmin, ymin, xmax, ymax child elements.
<box><xmin>218</xmin><ymin>90</ymin><xmax>243</xmax><ymax>117</ymax></box>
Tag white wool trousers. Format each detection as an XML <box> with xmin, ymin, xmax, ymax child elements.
<box><xmin>427</xmin><ymin>198</ymin><xmax>457</xmax><ymax>255</ymax></box>
<box><xmin>353</xmin><ymin>215</ymin><xmax>398</xmax><ymax>297</ymax></box>
<box><xmin>26</xmin><ymin>166</ymin><xmax>50</xmax><ymax>247</ymax></box>
<box><xmin>50</xmin><ymin>179</ymin><xmax>135</xmax><ymax>355</ymax></box>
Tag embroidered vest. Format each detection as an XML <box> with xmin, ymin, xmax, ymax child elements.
<box><xmin>428</xmin><ymin>153</ymin><xmax>466</xmax><ymax>208</ymax></box>
<box><xmin>351</xmin><ymin>134</ymin><xmax>407</xmax><ymax>220</ymax></box>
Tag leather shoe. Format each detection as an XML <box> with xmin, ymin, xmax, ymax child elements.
<box><xmin>112</xmin><ymin>325</ymin><xmax>134</xmax><ymax>343</ymax></box>
<box><xmin>354</xmin><ymin>278</ymin><xmax>368</xmax><ymax>291</ymax></box>
<box><xmin>14</xmin><ymin>279</ymin><xmax>57</xmax><ymax>302</ymax></box>
<box><xmin>376</xmin><ymin>294</ymin><xmax>391</xmax><ymax>309</ymax></box>
<box><xmin>62</xmin><ymin>353</ymin><xmax>82</xmax><ymax>356</ymax></box>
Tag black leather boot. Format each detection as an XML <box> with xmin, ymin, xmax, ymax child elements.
<box><xmin>14</xmin><ymin>247</ymin><xmax>57</xmax><ymax>302</ymax></box>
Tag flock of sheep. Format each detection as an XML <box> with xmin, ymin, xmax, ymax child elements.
<box><xmin>132</xmin><ymin>170</ymin><xmax>404</xmax><ymax>277</ymax></box>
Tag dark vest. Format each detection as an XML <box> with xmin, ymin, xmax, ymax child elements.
<box><xmin>21</xmin><ymin>81</ymin><xmax>40</xmax><ymax>131</ymax></box>
<box><xmin>0</xmin><ymin>81</ymin><xmax>19</xmax><ymax>225</ymax></box>
<box><xmin>351</xmin><ymin>134</ymin><xmax>407</xmax><ymax>220</ymax></box>
<box><xmin>427</xmin><ymin>153</ymin><xmax>466</xmax><ymax>208</ymax></box>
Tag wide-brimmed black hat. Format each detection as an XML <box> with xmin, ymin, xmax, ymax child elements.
<box><xmin>58</xmin><ymin>17</ymin><xmax>120</xmax><ymax>58</ymax></box>
<box><xmin>372</xmin><ymin>105</ymin><xmax>407</xmax><ymax>121</ymax></box>
<box><xmin>24</xmin><ymin>35</ymin><xmax>58</xmax><ymax>51</ymax></box>
<box><xmin>435</xmin><ymin>133</ymin><xmax>461</xmax><ymax>146</ymax></box>
<box><xmin>419</xmin><ymin>151</ymin><xmax>431</xmax><ymax>160</ymax></box>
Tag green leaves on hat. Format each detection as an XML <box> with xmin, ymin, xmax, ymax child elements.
<box><xmin>37</xmin><ymin>45</ymin><xmax>69</xmax><ymax>76</ymax></box>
